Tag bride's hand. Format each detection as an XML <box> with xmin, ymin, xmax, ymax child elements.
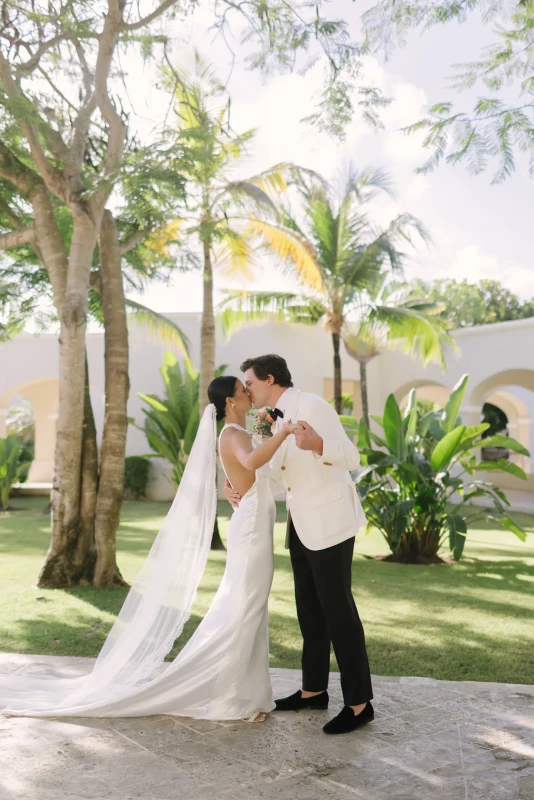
<box><xmin>283</xmin><ymin>422</ymin><xmax>303</xmax><ymax>436</ymax></box>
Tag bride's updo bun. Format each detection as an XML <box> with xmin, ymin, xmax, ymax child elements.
<box><xmin>207</xmin><ymin>376</ymin><xmax>238</xmax><ymax>422</ymax></box>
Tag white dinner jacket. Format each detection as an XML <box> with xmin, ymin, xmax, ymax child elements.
<box><xmin>270</xmin><ymin>388</ymin><xmax>366</xmax><ymax>551</ymax></box>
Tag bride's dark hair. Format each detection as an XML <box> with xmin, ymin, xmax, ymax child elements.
<box><xmin>207</xmin><ymin>376</ymin><xmax>238</xmax><ymax>422</ymax></box>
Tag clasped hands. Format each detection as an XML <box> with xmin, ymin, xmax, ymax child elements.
<box><xmin>224</xmin><ymin>420</ymin><xmax>323</xmax><ymax>508</ymax></box>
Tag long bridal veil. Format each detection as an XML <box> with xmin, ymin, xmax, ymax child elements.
<box><xmin>0</xmin><ymin>404</ymin><xmax>218</xmax><ymax>717</ymax></box>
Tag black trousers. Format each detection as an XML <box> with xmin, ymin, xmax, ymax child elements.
<box><xmin>289</xmin><ymin>518</ymin><xmax>373</xmax><ymax>706</ymax></box>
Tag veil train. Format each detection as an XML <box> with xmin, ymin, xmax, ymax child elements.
<box><xmin>0</xmin><ymin>405</ymin><xmax>218</xmax><ymax>717</ymax></box>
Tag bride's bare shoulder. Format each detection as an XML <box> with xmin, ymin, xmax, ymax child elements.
<box><xmin>219</xmin><ymin>426</ymin><xmax>250</xmax><ymax>449</ymax></box>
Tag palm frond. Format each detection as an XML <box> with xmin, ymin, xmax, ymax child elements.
<box><xmin>215</xmin><ymin>228</ymin><xmax>258</xmax><ymax>279</ymax></box>
<box><xmin>218</xmin><ymin>291</ymin><xmax>325</xmax><ymax>339</ymax></box>
<box><xmin>370</xmin><ymin>304</ymin><xmax>457</xmax><ymax>369</ymax></box>
<box><xmin>223</xmin><ymin>181</ymin><xmax>278</xmax><ymax>215</ymax></box>
<box><xmin>126</xmin><ymin>300</ymin><xmax>191</xmax><ymax>356</ymax></box>
<box><xmin>245</xmin><ymin>218</ymin><xmax>324</xmax><ymax>291</ymax></box>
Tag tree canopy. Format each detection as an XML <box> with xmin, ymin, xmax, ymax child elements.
<box><xmin>364</xmin><ymin>0</ymin><xmax>534</xmax><ymax>181</ymax></box>
<box><xmin>406</xmin><ymin>278</ymin><xmax>534</xmax><ymax>328</ymax></box>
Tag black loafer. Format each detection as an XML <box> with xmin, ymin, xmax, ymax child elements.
<box><xmin>274</xmin><ymin>690</ymin><xmax>329</xmax><ymax>711</ymax></box>
<box><xmin>323</xmin><ymin>702</ymin><xmax>374</xmax><ymax>734</ymax></box>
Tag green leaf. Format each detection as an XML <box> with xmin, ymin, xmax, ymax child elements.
<box><xmin>446</xmin><ymin>513</ymin><xmax>467</xmax><ymax>560</ymax></box>
<box><xmin>403</xmin><ymin>388</ymin><xmax>418</xmax><ymax>441</ymax></box>
<box><xmin>357</xmin><ymin>416</ymin><xmax>371</xmax><ymax>450</ymax></box>
<box><xmin>475</xmin><ymin>460</ymin><xmax>528</xmax><ymax>480</ymax></box>
<box><xmin>383</xmin><ymin>394</ymin><xmax>405</xmax><ymax>459</ymax></box>
<box><xmin>183</xmin><ymin>403</ymin><xmax>200</xmax><ymax>454</ymax></box>
<box><xmin>476</xmin><ymin>435</ymin><xmax>530</xmax><ymax>457</ymax></box>
<box><xmin>441</xmin><ymin>373</ymin><xmax>469</xmax><ymax>433</ymax></box>
<box><xmin>403</xmin><ymin>388</ymin><xmax>417</xmax><ymax>419</ymax></box>
<box><xmin>340</xmin><ymin>415</ymin><xmax>359</xmax><ymax>436</ymax></box>
<box><xmin>501</xmin><ymin>517</ymin><xmax>527</xmax><ymax>543</ymax></box>
<box><xmin>431</xmin><ymin>426</ymin><xmax>466</xmax><ymax>473</ymax></box>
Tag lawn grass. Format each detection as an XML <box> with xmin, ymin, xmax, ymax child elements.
<box><xmin>1</xmin><ymin>497</ymin><xmax>534</xmax><ymax>684</ymax></box>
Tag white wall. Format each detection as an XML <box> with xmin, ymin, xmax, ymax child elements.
<box><xmin>2</xmin><ymin>316</ymin><xmax>534</xmax><ymax>507</ymax></box>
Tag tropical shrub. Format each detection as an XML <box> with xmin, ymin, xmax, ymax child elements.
<box><xmin>138</xmin><ymin>353</ymin><xmax>226</xmax><ymax>486</ymax></box>
<box><xmin>344</xmin><ymin>374</ymin><xmax>529</xmax><ymax>563</ymax></box>
<box><xmin>124</xmin><ymin>456</ymin><xmax>151</xmax><ymax>500</ymax></box>
<box><xmin>0</xmin><ymin>436</ymin><xmax>33</xmax><ymax>510</ymax></box>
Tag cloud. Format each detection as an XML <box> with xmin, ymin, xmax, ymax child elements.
<box><xmin>406</xmin><ymin>243</ymin><xmax>534</xmax><ymax>299</ymax></box>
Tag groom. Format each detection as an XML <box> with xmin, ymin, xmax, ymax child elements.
<box><xmin>225</xmin><ymin>353</ymin><xmax>374</xmax><ymax>735</ymax></box>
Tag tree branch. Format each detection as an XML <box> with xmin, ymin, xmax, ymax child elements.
<box><xmin>0</xmin><ymin>51</ymin><xmax>68</xmax><ymax>202</ymax></box>
<box><xmin>121</xmin><ymin>0</ymin><xmax>178</xmax><ymax>32</ymax></box>
<box><xmin>16</xmin><ymin>34</ymin><xmax>67</xmax><ymax>74</ymax></box>
<box><xmin>90</xmin><ymin>0</ymin><xmax>128</xmax><ymax>211</ymax></box>
<box><xmin>0</xmin><ymin>142</ymin><xmax>39</xmax><ymax>195</ymax></box>
<box><xmin>0</xmin><ymin>225</ymin><xmax>36</xmax><ymax>249</ymax></box>
<box><xmin>119</xmin><ymin>228</ymin><xmax>148</xmax><ymax>255</ymax></box>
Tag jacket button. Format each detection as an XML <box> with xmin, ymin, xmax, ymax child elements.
<box><xmin>281</xmin><ymin>466</ymin><xmax>286</xmax><ymax>470</ymax></box>
<box><xmin>287</xmin><ymin>487</ymin><xmax>291</xmax><ymax>491</ymax></box>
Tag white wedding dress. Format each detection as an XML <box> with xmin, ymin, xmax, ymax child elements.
<box><xmin>0</xmin><ymin>415</ymin><xmax>276</xmax><ymax>720</ymax></box>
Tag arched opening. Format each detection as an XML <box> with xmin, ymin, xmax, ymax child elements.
<box><xmin>0</xmin><ymin>377</ymin><xmax>59</xmax><ymax>484</ymax></box>
<box><xmin>5</xmin><ymin>394</ymin><xmax>35</xmax><ymax>484</ymax></box>
<box><xmin>465</xmin><ymin>372</ymin><xmax>534</xmax><ymax>510</ymax></box>
<box><xmin>395</xmin><ymin>380</ymin><xmax>450</xmax><ymax>411</ymax></box>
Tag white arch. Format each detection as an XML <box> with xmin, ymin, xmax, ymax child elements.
<box><xmin>0</xmin><ymin>377</ymin><xmax>59</xmax><ymax>483</ymax></box>
<box><xmin>394</xmin><ymin>379</ymin><xmax>450</xmax><ymax>408</ymax></box>
<box><xmin>469</xmin><ymin>370</ymin><xmax>534</xmax><ymax>405</ymax></box>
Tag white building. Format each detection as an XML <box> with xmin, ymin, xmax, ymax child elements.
<box><xmin>1</xmin><ymin>315</ymin><xmax>534</xmax><ymax>510</ymax></box>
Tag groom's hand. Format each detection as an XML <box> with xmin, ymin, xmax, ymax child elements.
<box><xmin>224</xmin><ymin>478</ymin><xmax>241</xmax><ymax>509</ymax></box>
<box><xmin>295</xmin><ymin>421</ymin><xmax>323</xmax><ymax>456</ymax></box>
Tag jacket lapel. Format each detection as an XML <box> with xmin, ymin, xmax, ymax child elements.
<box><xmin>272</xmin><ymin>389</ymin><xmax>301</xmax><ymax>470</ymax></box>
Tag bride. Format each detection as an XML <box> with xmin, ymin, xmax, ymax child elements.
<box><xmin>0</xmin><ymin>376</ymin><xmax>299</xmax><ymax>722</ymax></box>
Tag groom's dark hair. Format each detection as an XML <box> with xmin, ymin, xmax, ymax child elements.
<box><xmin>240</xmin><ymin>354</ymin><xmax>293</xmax><ymax>388</ymax></box>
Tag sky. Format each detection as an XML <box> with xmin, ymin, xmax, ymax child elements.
<box><xmin>121</xmin><ymin>1</ymin><xmax>534</xmax><ymax>314</ymax></box>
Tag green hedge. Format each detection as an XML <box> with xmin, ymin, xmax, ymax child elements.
<box><xmin>124</xmin><ymin>456</ymin><xmax>151</xmax><ymax>500</ymax></box>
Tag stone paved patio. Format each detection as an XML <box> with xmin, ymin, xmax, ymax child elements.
<box><xmin>0</xmin><ymin>654</ymin><xmax>533</xmax><ymax>800</ymax></box>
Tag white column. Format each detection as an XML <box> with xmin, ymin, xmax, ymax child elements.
<box><xmin>0</xmin><ymin>408</ymin><xmax>7</xmax><ymax>438</ymax></box>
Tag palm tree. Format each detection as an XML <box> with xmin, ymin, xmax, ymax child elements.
<box><xmin>159</xmin><ymin>54</ymin><xmax>320</xmax><ymax>411</ymax></box>
<box><xmin>342</xmin><ymin>273</ymin><xmax>456</xmax><ymax>427</ymax></box>
<box><xmin>219</xmin><ymin>166</ymin><xmax>436</xmax><ymax>416</ymax></box>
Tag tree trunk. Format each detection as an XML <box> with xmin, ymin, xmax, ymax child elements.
<box><xmin>93</xmin><ymin>211</ymin><xmax>129</xmax><ymax>588</ymax></box>
<box><xmin>76</xmin><ymin>355</ymin><xmax>98</xmax><ymax>582</ymax></box>
<box><xmin>332</xmin><ymin>332</ymin><xmax>342</xmax><ymax>414</ymax></box>
<box><xmin>39</xmin><ymin>354</ymin><xmax>98</xmax><ymax>585</ymax></box>
<box><xmin>39</xmin><ymin>218</ymin><xmax>98</xmax><ymax>587</ymax></box>
<box><xmin>199</xmin><ymin>236</ymin><xmax>215</xmax><ymax>414</ymax></box>
<box><xmin>360</xmin><ymin>359</ymin><xmax>370</xmax><ymax>429</ymax></box>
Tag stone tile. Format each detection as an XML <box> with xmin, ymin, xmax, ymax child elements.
<box><xmin>230</xmin><ymin>775</ymin><xmax>325</xmax><ymax>799</ymax></box>
<box><xmin>172</xmin><ymin>716</ymin><xmax>227</xmax><ymax>734</ymax></box>
<box><xmin>19</xmin><ymin>715</ymin><xmax>110</xmax><ymax>743</ymax></box>
<box><xmin>319</xmin><ymin>758</ymin><xmax>411</xmax><ymax>795</ymax></box>
<box><xmin>517</xmin><ymin>773</ymin><xmax>534</xmax><ymax>800</ymax></box>
<box><xmin>8</xmin><ymin>771</ymin><xmax>123</xmax><ymax>800</ymax></box>
<box><xmin>1</xmin><ymin>655</ymin><xmax>533</xmax><ymax>800</ymax></box>
<box><xmin>204</xmin><ymin>723</ymin><xmax>343</xmax><ymax>777</ymax></box>
<box><xmin>393</xmin><ymin>705</ymin><xmax>464</xmax><ymax>736</ymax></box>
<box><xmin>377</xmin><ymin>729</ymin><xmax>462</xmax><ymax>774</ymax></box>
<box><xmin>107</xmin><ymin>714</ymin><xmax>201</xmax><ymax>753</ymax></box>
<box><xmin>68</xmin><ymin>751</ymin><xmax>183</xmax><ymax>789</ymax></box>
<box><xmin>462</xmin><ymin>745</ymin><xmax>534</xmax><ymax>777</ymax></box>
<box><xmin>292</xmin><ymin>774</ymin><xmax>371</xmax><ymax>799</ymax></box>
<box><xmin>156</xmin><ymin>738</ymin><xmax>234</xmax><ymax>766</ymax></box>
<box><xmin>119</xmin><ymin>774</ymin><xmax>213</xmax><ymax>799</ymax></box>
<box><xmin>0</xmin><ymin>740</ymin><xmax>76</xmax><ymax>777</ymax></box>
